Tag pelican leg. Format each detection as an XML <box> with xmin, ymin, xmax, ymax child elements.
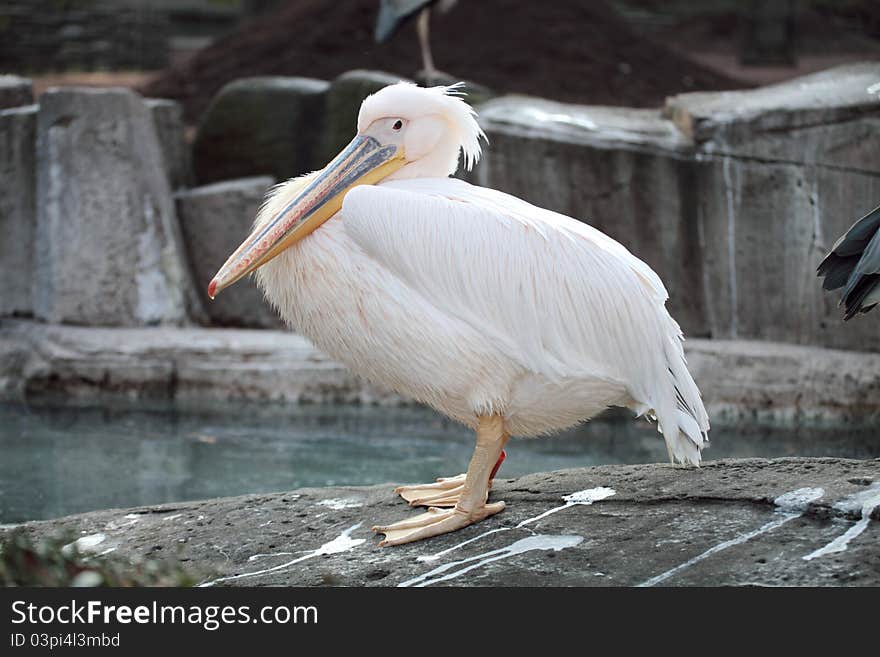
<box><xmin>416</xmin><ymin>8</ymin><xmax>438</xmax><ymax>82</ymax></box>
<box><xmin>373</xmin><ymin>415</ymin><xmax>508</xmax><ymax>546</ymax></box>
<box><xmin>395</xmin><ymin>449</ymin><xmax>506</xmax><ymax>507</ymax></box>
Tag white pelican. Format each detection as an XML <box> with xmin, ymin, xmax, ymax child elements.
<box><xmin>208</xmin><ymin>83</ymin><xmax>710</xmax><ymax>546</ymax></box>
<box><xmin>818</xmin><ymin>204</ymin><xmax>880</xmax><ymax>319</ymax></box>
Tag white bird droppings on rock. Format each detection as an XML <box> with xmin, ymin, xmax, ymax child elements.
<box><xmin>803</xmin><ymin>483</ymin><xmax>880</xmax><ymax>561</ymax></box>
<box><xmin>198</xmin><ymin>523</ymin><xmax>365</xmax><ymax>587</ymax></box>
<box><xmin>400</xmin><ymin>534</ymin><xmax>585</xmax><ymax>587</ymax></box>
<box><xmin>518</xmin><ymin>486</ymin><xmax>617</xmax><ymax>529</ymax></box>
<box><xmin>62</xmin><ymin>533</ymin><xmax>108</xmax><ymax>556</ymax></box>
<box><xmin>561</xmin><ymin>487</ymin><xmax>617</xmax><ymax>505</ymax></box>
<box><xmin>314</xmin><ymin>523</ymin><xmax>366</xmax><ymax>555</ymax></box>
<box><xmin>774</xmin><ymin>487</ymin><xmax>825</xmax><ymax>513</ymax></box>
<box><xmin>317</xmin><ymin>498</ymin><xmax>364</xmax><ymax>511</ymax></box>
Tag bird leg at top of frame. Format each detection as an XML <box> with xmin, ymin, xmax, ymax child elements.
<box><xmin>417</xmin><ymin>8</ymin><xmax>441</xmax><ymax>83</ymax></box>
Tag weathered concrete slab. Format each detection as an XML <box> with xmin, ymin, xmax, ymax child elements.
<box><xmin>676</xmin><ymin>68</ymin><xmax>880</xmax><ymax>348</ymax></box>
<box><xmin>146</xmin><ymin>98</ymin><xmax>193</xmax><ymax>190</ymax></box>
<box><xmin>8</xmin><ymin>458</ymin><xmax>878</xmax><ymax>586</ymax></box>
<box><xmin>175</xmin><ymin>177</ymin><xmax>284</xmax><ymax>329</ymax></box>
<box><xmin>33</xmin><ymin>87</ymin><xmax>204</xmax><ymax>327</ymax></box>
<box><xmin>665</xmin><ymin>62</ymin><xmax>880</xmax><ymax>170</ymax></box>
<box><xmin>0</xmin><ymin>105</ymin><xmax>37</xmax><ymax>317</ymax></box>
<box><xmin>0</xmin><ymin>321</ymin><xmax>398</xmax><ymax>406</ymax></box>
<box><xmin>193</xmin><ymin>77</ymin><xmax>329</xmax><ymax>185</ymax></box>
<box><xmin>0</xmin><ymin>75</ymin><xmax>33</xmax><ymax>109</ymax></box>
<box><xmin>684</xmin><ymin>339</ymin><xmax>880</xmax><ymax>423</ymax></box>
<box><xmin>321</xmin><ymin>70</ymin><xmax>411</xmax><ymax>163</ymax></box>
<box><xmin>694</xmin><ymin>155</ymin><xmax>880</xmax><ymax>351</ymax></box>
<box><xmin>477</xmin><ymin>98</ymin><xmax>691</xmax><ymax>154</ymax></box>
<box><xmin>1</xmin><ymin>321</ymin><xmax>878</xmax><ymax>424</ymax></box>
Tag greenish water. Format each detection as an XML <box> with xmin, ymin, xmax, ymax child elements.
<box><xmin>1</xmin><ymin>402</ymin><xmax>877</xmax><ymax>523</ymax></box>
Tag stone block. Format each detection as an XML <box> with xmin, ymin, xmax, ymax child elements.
<box><xmin>665</xmin><ymin>62</ymin><xmax>880</xmax><ymax>172</ymax></box>
<box><xmin>695</xmin><ymin>154</ymin><xmax>880</xmax><ymax>351</ymax></box>
<box><xmin>193</xmin><ymin>77</ymin><xmax>329</xmax><ymax>185</ymax></box>
<box><xmin>0</xmin><ymin>105</ymin><xmax>37</xmax><ymax>317</ymax></box>
<box><xmin>0</xmin><ymin>75</ymin><xmax>34</xmax><ymax>109</ymax></box>
<box><xmin>175</xmin><ymin>177</ymin><xmax>283</xmax><ymax>329</ymax></box>
<box><xmin>33</xmin><ymin>87</ymin><xmax>202</xmax><ymax>326</ymax></box>
<box><xmin>146</xmin><ymin>98</ymin><xmax>193</xmax><ymax>190</ymax></box>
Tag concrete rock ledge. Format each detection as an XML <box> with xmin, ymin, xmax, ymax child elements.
<box><xmin>0</xmin><ymin>320</ymin><xmax>399</xmax><ymax>406</ymax></box>
<box><xmin>2</xmin><ymin>320</ymin><xmax>879</xmax><ymax>424</ymax></box>
<box><xmin>6</xmin><ymin>458</ymin><xmax>879</xmax><ymax>586</ymax></box>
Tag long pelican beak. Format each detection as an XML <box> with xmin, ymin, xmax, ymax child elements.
<box><xmin>208</xmin><ymin>135</ymin><xmax>406</xmax><ymax>298</ymax></box>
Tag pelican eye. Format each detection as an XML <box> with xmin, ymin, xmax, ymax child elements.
<box><xmin>392</xmin><ymin>120</ymin><xmax>403</xmax><ymax>131</ymax></box>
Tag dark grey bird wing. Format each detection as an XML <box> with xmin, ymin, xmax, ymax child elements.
<box><xmin>817</xmin><ymin>204</ymin><xmax>880</xmax><ymax>290</ymax></box>
<box><xmin>829</xmin><ymin>204</ymin><xmax>880</xmax><ymax>256</ymax></box>
<box><xmin>375</xmin><ymin>0</ymin><xmax>434</xmax><ymax>42</ymax></box>
<box><xmin>841</xmin><ymin>223</ymin><xmax>880</xmax><ymax>319</ymax></box>
<box><xmin>817</xmin><ymin>204</ymin><xmax>880</xmax><ymax>319</ymax></box>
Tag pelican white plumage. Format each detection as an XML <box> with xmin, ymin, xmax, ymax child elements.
<box><xmin>209</xmin><ymin>82</ymin><xmax>709</xmax><ymax>546</ymax></box>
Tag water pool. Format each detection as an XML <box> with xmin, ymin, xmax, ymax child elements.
<box><xmin>1</xmin><ymin>401</ymin><xmax>876</xmax><ymax>523</ymax></box>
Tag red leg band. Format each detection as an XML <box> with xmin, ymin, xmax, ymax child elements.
<box><xmin>489</xmin><ymin>450</ymin><xmax>506</xmax><ymax>480</ymax></box>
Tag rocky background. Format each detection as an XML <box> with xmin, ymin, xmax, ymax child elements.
<box><xmin>2</xmin><ymin>63</ymin><xmax>880</xmax><ymax>346</ymax></box>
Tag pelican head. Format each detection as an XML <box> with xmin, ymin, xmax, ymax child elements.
<box><xmin>208</xmin><ymin>82</ymin><xmax>485</xmax><ymax>298</ymax></box>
